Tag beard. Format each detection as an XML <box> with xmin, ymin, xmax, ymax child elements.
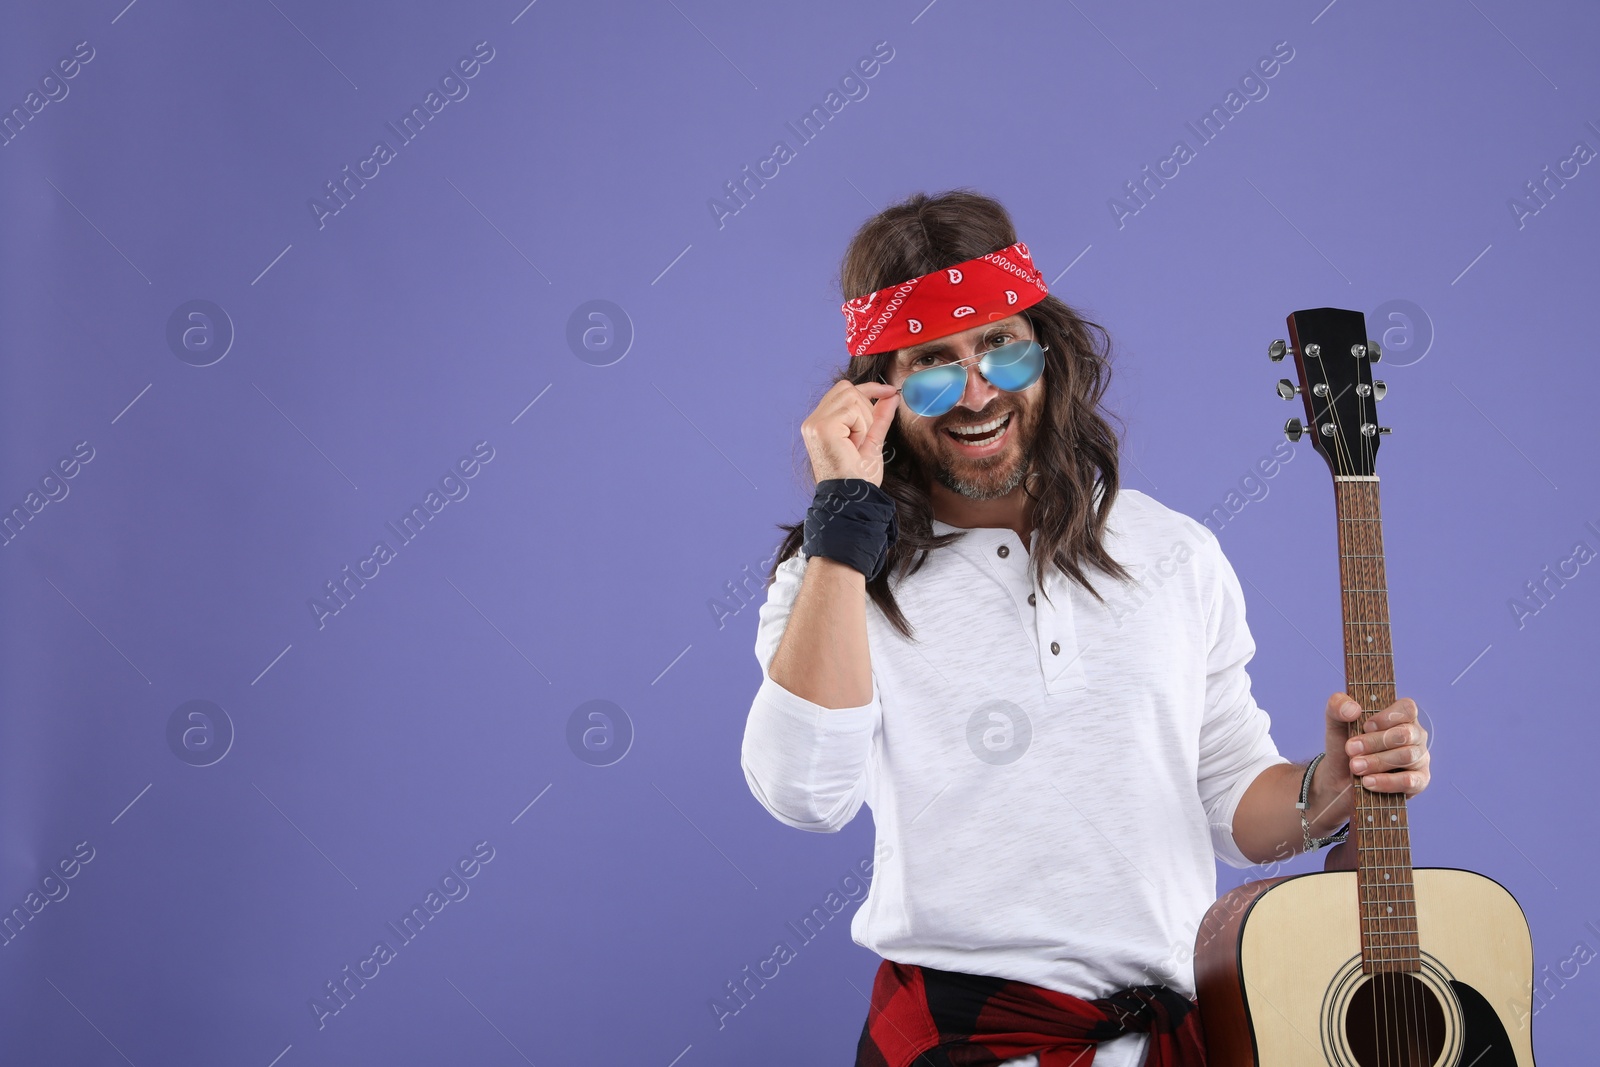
<box><xmin>902</xmin><ymin>404</ymin><xmax>1037</xmax><ymax>501</ymax></box>
<box><xmin>934</xmin><ymin>449</ymin><xmax>1031</xmax><ymax>500</ymax></box>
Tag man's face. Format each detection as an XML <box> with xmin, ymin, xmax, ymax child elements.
<box><xmin>883</xmin><ymin>313</ymin><xmax>1045</xmax><ymax>501</ymax></box>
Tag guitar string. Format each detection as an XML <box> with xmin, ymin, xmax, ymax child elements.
<box><xmin>1316</xmin><ymin>350</ymin><xmax>1385</xmax><ymax>1065</ymax></box>
<box><xmin>1305</xmin><ymin>341</ymin><xmax>1369</xmax><ymax>1058</ymax></box>
<box><xmin>1325</xmin><ymin>347</ymin><xmax>1386</xmax><ymax>1063</ymax></box>
<box><xmin>1334</xmin><ymin>352</ymin><xmax>1401</xmax><ymax>1065</ymax></box>
<box><xmin>1362</xmin><ymin>367</ymin><xmax>1426</xmax><ymax>1061</ymax></box>
<box><xmin>1354</xmin><ymin>383</ymin><xmax>1404</xmax><ymax>1063</ymax></box>
<box><xmin>1363</xmin><ymin>340</ymin><xmax>1427</xmax><ymax>1062</ymax></box>
<box><xmin>1355</xmin><ymin>351</ymin><xmax>1423</xmax><ymax>1061</ymax></box>
<box><xmin>1353</xmin><ymin>355</ymin><xmax>1407</xmax><ymax>1065</ymax></box>
<box><xmin>1318</xmin><ymin>336</ymin><xmax>1410</xmax><ymax>1064</ymax></box>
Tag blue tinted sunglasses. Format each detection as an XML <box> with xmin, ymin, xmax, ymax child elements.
<box><xmin>886</xmin><ymin>335</ymin><xmax>1048</xmax><ymax>418</ymax></box>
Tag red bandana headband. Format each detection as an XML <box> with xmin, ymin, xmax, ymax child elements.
<box><xmin>840</xmin><ymin>240</ymin><xmax>1049</xmax><ymax>357</ymax></box>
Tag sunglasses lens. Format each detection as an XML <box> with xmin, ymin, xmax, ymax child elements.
<box><xmin>901</xmin><ymin>365</ymin><xmax>966</xmax><ymax>417</ymax></box>
<box><xmin>979</xmin><ymin>340</ymin><xmax>1045</xmax><ymax>392</ymax></box>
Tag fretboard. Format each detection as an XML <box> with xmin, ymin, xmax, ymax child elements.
<box><xmin>1334</xmin><ymin>475</ymin><xmax>1418</xmax><ymax>973</ymax></box>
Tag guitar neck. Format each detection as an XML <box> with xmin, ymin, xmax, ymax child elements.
<box><xmin>1334</xmin><ymin>475</ymin><xmax>1419</xmax><ymax>972</ymax></box>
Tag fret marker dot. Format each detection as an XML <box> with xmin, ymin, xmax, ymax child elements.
<box><xmin>1365</xmin><ymin>635</ymin><xmax>1373</xmax><ymax>643</ymax></box>
<box><xmin>1387</xmin><ymin>905</ymin><xmax>1394</xmax><ymax>914</ymax></box>
<box><xmin>1384</xmin><ymin>873</ymin><xmax>1390</xmax><ymax>880</ymax></box>
<box><xmin>1366</xmin><ymin>815</ymin><xmax>1373</xmax><ymax>823</ymax></box>
<box><xmin>1390</xmin><ymin>814</ymin><xmax>1398</xmax><ymax>822</ymax></box>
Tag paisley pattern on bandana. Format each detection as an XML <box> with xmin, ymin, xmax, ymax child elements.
<box><xmin>840</xmin><ymin>240</ymin><xmax>1050</xmax><ymax>357</ymax></box>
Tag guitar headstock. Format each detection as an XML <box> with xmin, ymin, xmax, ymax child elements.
<box><xmin>1270</xmin><ymin>307</ymin><xmax>1390</xmax><ymax>477</ymax></box>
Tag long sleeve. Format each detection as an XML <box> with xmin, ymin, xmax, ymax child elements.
<box><xmin>1193</xmin><ymin>526</ymin><xmax>1292</xmax><ymax>868</ymax></box>
<box><xmin>739</xmin><ymin>550</ymin><xmax>880</xmax><ymax>833</ymax></box>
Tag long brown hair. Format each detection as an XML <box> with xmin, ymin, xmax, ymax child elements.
<box><xmin>768</xmin><ymin>188</ymin><xmax>1133</xmax><ymax>639</ymax></box>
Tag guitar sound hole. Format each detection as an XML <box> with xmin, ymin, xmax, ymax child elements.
<box><xmin>1344</xmin><ymin>972</ymin><xmax>1447</xmax><ymax>1067</ymax></box>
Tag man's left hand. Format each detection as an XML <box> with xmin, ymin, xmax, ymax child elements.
<box><xmin>1326</xmin><ymin>693</ymin><xmax>1431</xmax><ymax>798</ymax></box>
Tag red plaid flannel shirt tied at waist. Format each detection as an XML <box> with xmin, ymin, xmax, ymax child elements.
<box><xmin>855</xmin><ymin>959</ymin><xmax>1207</xmax><ymax>1067</ymax></box>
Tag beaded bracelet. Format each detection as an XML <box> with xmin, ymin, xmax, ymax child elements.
<box><xmin>1297</xmin><ymin>752</ymin><xmax>1352</xmax><ymax>851</ymax></box>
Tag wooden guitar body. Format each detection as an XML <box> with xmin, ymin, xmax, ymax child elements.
<box><xmin>1196</xmin><ymin>866</ymin><xmax>1536</xmax><ymax>1065</ymax></box>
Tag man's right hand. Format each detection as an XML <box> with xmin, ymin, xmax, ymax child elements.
<box><xmin>800</xmin><ymin>380</ymin><xmax>900</xmax><ymax>486</ymax></box>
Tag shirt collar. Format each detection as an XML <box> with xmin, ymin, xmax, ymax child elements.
<box><xmin>931</xmin><ymin>518</ymin><xmax>1036</xmax><ymax>549</ymax></box>
<box><xmin>931</xmin><ymin>518</ymin><xmax>996</xmax><ymax>536</ymax></box>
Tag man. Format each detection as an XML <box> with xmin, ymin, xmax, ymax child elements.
<box><xmin>740</xmin><ymin>189</ymin><xmax>1431</xmax><ymax>1066</ymax></box>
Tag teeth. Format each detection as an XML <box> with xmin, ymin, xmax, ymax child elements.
<box><xmin>948</xmin><ymin>413</ymin><xmax>1011</xmax><ymax>438</ymax></box>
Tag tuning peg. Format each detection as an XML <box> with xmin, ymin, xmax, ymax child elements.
<box><xmin>1284</xmin><ymin>417</ymin><xmax>1306</xmax><ymax>442</ymax></box>
<box><xmin>1378</xmin><ymin>426</ymin><xmax>1392</xmax><ymax>434</ymax></box>
<box><xmin>1357</xmin><ymin>380</ymin><xmax>1388</xmax><ymax>400</ymax></box>
<box><xmin>1304</xmin><ymin>343</ymin><xmax>1322</xmax><ymax>358</ymax></box>
<box><xmin>1369</xmin><ymin>341</ymin><xmax>1382</xmax><ymax>363</ymax></box>
<box><xmin>1269</xmin><ymin>339</ymin><xmax>1291</xmax><ymax>362</ymax></box>
<box><xmin>1275</xmin><ymin>378</ymin><xmax>1300</xmax><ymax>399</ymax></box>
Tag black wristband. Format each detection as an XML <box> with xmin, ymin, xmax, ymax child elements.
<box><xmin>801</xmin><ymin>478</ymin><xmax>899</xmax><ymax>582</ymax></box>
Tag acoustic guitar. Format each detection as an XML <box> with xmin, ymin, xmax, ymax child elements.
<box><xmin>1192</xmin><ymin>307</ymin><xmax>1538</xmax><ymax>1065</ymax></box>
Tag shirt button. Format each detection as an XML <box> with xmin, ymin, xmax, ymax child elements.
<box><xmin>997</xmin><ymin>545</ymin><xmax>1010</xmax><ymax>558</ymax></box>
<box><xmin>1050</xmin><ymin>641</ymin><xmax>1061</xmax><ymax>655</ymax></box>
<box><xmin>1028</xmin><ymin>593</ymin><xmax>1036</xmax><ymax>606</ymax></box>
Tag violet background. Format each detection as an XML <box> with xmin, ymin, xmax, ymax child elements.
<box><xmin>1</xmin><ymin>0</ymin><xmax>1594</xmax><ymax>1063</ymax></box>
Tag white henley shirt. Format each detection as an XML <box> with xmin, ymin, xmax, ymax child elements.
<box><xmin>740</xmin><ymin>487</ymin><xmax>1291</xmax><ymax>1067</ymax></box>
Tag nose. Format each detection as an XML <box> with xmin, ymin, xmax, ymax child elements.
<box><xmin>956</xmin><ymin>351</ymin><xmax>1001</xmax><ymax>413</ymax></box>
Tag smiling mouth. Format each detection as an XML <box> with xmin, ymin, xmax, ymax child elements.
<box><xmin>943</xmin><ymin>412</ymin><xmax>1013</xmax><ymax>447</ymax></box>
